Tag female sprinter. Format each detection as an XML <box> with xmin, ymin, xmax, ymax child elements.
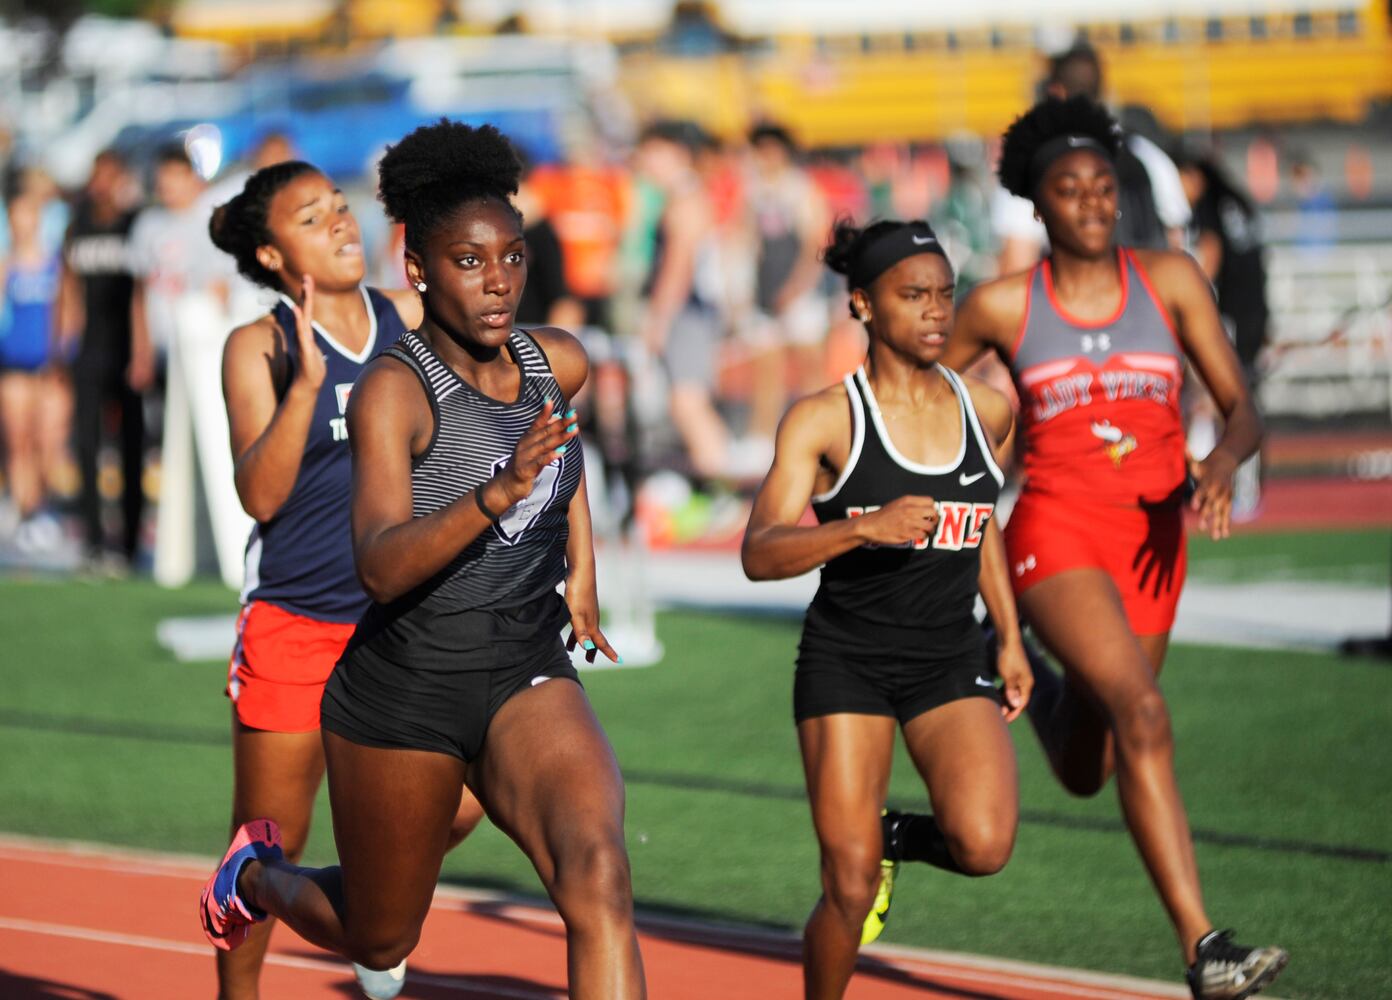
<box><xmin>200</xmin><ymin>121</ymin><xmax>645</xmax><ymax>999</ymax></box>
<box><xmin>210</xmin><ymin>160</ymin><xmax>483</xmax><ymax>999</ymax></box>
<box><xmin>742</xmin><ymin>219</ymin><xmax>1032</xmax><ymax>1000</ymax></box>
<box><xmin>942</xmin><ymin>96</ymin><xmax>1286</xmax><ymax>1000</ymax></box>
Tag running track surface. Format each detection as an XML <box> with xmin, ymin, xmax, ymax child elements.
<box><xmin>0</xmin><ymin>837</ymin><xmax>1211</xmax><ymax>1000</ymax></box>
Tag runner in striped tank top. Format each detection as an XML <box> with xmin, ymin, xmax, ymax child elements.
<box><xmin>743</xmin><ymin>220</ymin><xmax>1032</xmax><ymax>999</ymax></box>
<box><xmin>200</xmin><ymin>122</ymin><xmax>646</xmax><ymax>999</ymax></box>
<box><xmin>209</xmin><ymin>161</ymin><xmax>483</xmax><ymax>999</ymax></box>
<box><xmin>946</xmin><ymin>96</ymin><xmax>1285</xmax><ymax>999</ymax></box>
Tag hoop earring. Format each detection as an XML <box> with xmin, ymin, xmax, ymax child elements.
<box><xmin>415</xmin><ymin>281</ymin><xmax>427</xmax><ymax>293</ymax></box>
<box><xmin>1115</xmin><ymin>209</ymin><xmax>1123</xmax><ymax>220</ymax></box>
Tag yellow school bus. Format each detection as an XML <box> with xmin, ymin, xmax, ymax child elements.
<box><xmin>615</xmin><ymin>1</ymin><xmax>1392</xmax><ymax>144</ymax></box>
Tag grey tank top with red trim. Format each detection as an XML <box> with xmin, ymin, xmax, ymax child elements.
<box><xmin>1011</xmin><ymin>249</ymin><xmax>1186</xmax><ymax>505</ymax></box>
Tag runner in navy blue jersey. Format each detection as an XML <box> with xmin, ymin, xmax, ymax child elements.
<box><xmin>209</xmin><ymin>160</ymin><xmax>484</xmax><ymax>998</ymax></box>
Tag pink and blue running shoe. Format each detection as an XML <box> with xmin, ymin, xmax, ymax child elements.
<box><xmin>199</xmin><ymin>818</ymin><xmax>283</xmax><ymax>951</ymax></box>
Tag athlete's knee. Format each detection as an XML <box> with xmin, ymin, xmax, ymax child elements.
<box><xmin>1112</xmin><ymin>686</ymin><xmax>1173</xmax><ymax>756</ymax></box>
<box><xmin>549</xmin><ymin>833</ymin><xmax>634</xmax><ymax>927</ymax></box>
<box><xmin>345</xmin><ymin>927</ymin><xmax>418</xmax><ymax>972</ymax></box>
<box><xmin>818</xmin><ymin>842</ymin><xmax>882</xmax><ymax>920</ymax></box>
<box><xmin>944</xmin><ymin>818</ymin><xmax>1015</xmax><ymax>877</ymax></box>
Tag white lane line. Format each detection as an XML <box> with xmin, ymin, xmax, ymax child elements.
<box><xmin>0</xmin><ymin>836</ymin><xmax>1242</xmax><ymax>999</ymax></box>
<box><xmin>0</xmin><ymin>916</ymin><xmax>564</xmax><ymax>999</ymax></box>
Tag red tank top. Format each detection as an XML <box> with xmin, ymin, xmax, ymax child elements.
<box><xmin>1010</xmin><ymin>248</ymin><xmax>1185</xmax><ymax>507</ymax></box>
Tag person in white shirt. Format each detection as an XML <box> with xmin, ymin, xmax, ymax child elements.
<box><xmin>993</xmin><ymin>43</ymin><xmax>1190</xmax><ymax>276</ymax></box>
<box><xmin>127</xmin><ymin>144</ymin><xmax>235</xmax><ymax>391</ymax></box>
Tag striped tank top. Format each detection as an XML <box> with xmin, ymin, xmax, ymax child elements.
<box><xmin>344</xmin><ymin>327</ymin><xmax>581</xmax><ymax>673</ymax></box>
<box><xmin>1010</xmin><ymin>248</ymin><xmax>1185</xmax><ymax>507</ymax></box>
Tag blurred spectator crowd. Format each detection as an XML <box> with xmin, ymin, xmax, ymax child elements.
<box><xmin>0</xmin><ymin>40</ymin><xmax>1307</xmax><ymax>568</ymax></box>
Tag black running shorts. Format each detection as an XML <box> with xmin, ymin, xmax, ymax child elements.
<box><xmin>321</xmin><ymin>618</ymin><xmax>579</xmax><ymax>762</ymax></box>
<box><xmin>793</xmin><ymin>605</ymin><xmax>1000</xmax><ymax>726</ymax></box>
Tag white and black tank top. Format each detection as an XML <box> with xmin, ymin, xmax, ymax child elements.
<box><xmin>346</xmin><ymin>328</ymin><xmax>580</xmax><ymax>671</ymax></box>
<box><xmin>808</xmin><ymin>365</ymin><xmax>1003</xmax><ymax>643</ymax></box>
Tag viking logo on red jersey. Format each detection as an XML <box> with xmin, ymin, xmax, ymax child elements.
<box><xmin>1091</xmin><ymin>420</ymin><xmax>1138</xmax><ymax>468</ymax></box>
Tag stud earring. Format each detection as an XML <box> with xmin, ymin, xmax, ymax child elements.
<box><xmin>415</xmin><ymin>281</ymin><xmax>427</xmax><ymax>292</ymax></box>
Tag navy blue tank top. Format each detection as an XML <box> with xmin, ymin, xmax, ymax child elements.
<box><xmin>808</xmin><ymin>365</ymin><xmax>1003</xmax><ymax>648</ymax></box>
<box><xmin>240</xmin><ymin>286</ymin><xmax>405</xmax><ymax>622</ymax></box>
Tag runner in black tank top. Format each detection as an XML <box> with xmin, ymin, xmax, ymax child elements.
<box><xmin>742</xmin><ymin>220</ymin><xmax>1032</xmax><ymax>1000</ymax></box>
<box><xmin>209</xmin><ymin>161</ymin><xmax>484</xmax><ymax>998</ymax></box>
<box><xmin>200</xmin><ymin>123</ymin><xmax>646</xmax><ymax>998</ymax></box>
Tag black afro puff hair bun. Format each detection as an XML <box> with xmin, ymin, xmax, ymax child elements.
<box><xmin>997</xmin><ymin>95</ymin><xmax>1124</xmax><ymax>199</ymax></box>
<box><xmin>377</xmin><ymin>119</ymin><xmax>522</xmax><ymax>249</ymax></box>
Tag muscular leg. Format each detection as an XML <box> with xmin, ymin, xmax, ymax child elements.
<box><xmin>468</xmin><ymin>679</ymin><xmax>644</xmax><ymax>1000</ymax></box>
<box><xmin>797</xmin><ymin>713</ymin><xmax>896</xmax><ymax>1000</ymax></box>
<box><xmin>0</xmin><ymin>374</ymin><xmax>41</xmax><ymax>516</ymax></box>
<box><xmin>1019</xmin><ymin>570</ymin><xmax>1209</xmax><ymax>961</ymax></box>
<box><xmin>36</xmin><ymin>369</ymin><xmax>73</xmax><ymax>501</ymax></box>
<box><xmin>1027</xmin><ymin>611</ymin><xmax>1171</xmax><ymax>797</ymax></box>
<box><xmin>746</xmin><ymin>343</ymin><xmax>787</xmax><ymax>443</ymax></box>
<box><xmin>238</xmin><ymin>733</ymin><xmax>464</xmax><ymax>970</ymax></box>
<box><xmin>668</xmin><ymin>384</ymin><xmax>729</xmax><ymax>480</ymax></box>
<box><xmin>217</xmin><ymin>717</ymin><xmax>325</xmax><ymax>1000</ymax></box>
<box><xmin>900</xmin><ymin>698</ymin><xmax>1018</xmax><ymax>877</ymax></box>
<box><xmin>447</xmin><ymin>787</ymin><xmax>485</xmax><ymax>850</ymax></box>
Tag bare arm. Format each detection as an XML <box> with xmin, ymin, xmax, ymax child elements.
<box><xmin>128</xmin><ymin>279</ymin><xmax>155</xmax><ymax>391</ymax></box>
<box><xmin>640</xmin><ymin>193</ymin><xmax>706</xmax><ymax>350</ymax></box>
<box><xmin>526</xmin><ymin>327</ymin><xmax>617</xmax><ymax>661</ymax></box>
<box><xmin>1148</xmin><ymin>250</ymin><xmax>1263</xmax><ymax>539</ymax></box>
<box><xmin>941</xmin><ymin>275</ymin><xmax>1026</xmax><ymax>375</ymax></box>
<box><xmin>1192</xmin><ymin>230</ymin><xmax>1222</xmax><ymax>282</ymax></box>
<box><xmin>563</xmin><ymin>467</ymin><xmax>619</xmax><ymax>664</ymax></box>
<box><xmin>55</xmin><ymin>263</ymin><xmax>83</xmax><ymax>357</ymax></box>
<box><xmin>964</xmin><ymin>376</ymin><xmax>1017</xmax><ymax>472</ymax></box>
<box><xmin>963</xmin><ymin>388</ymin><xmax>1030</xmax><ymax>719</ymax></box>
<box><xmin>741</xmin><ymin>393</ymin><xmax>941</xmax><ymax>581</ymax></box>
<box><xmin>349</xmin><ymin>360</ymin><xmax>577</xmax><ymax>604</ymax></box>
<box><xmin>222</xmin><ymin>278</ymin><xmax>326</xmax><ymax>522</ymax></box>
<box><xmin>773</xmin><ymin>180</ymin><xmax>830</xmax><ymax>311</ymax></box>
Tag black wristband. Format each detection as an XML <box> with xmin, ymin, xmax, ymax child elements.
<box><xmin>475</xmin><ymin>480</ymin><xmax>503</xmax><ymax>520</ymax></box>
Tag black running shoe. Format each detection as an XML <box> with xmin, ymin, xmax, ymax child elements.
<box><xmin>1186</xmin><ymin>929</ymin><xmax>1288</xmax><ymax>1000</ymax></box>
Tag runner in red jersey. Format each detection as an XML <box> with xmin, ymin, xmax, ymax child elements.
<box><xmin>945</xmin><ymin>97</ymin><xmax>1286</xmax><ymax>1000</ymax></box>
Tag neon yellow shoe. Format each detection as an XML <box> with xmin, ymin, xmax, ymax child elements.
<box><xmin>860</xmin><ymin>858</ymin><xmax>898</xmax><ymax>945</ymax></box>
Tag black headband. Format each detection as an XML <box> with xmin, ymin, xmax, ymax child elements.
<box><xmin>848</xmin><ymin>221</ymin><xmax>948</xmax><ymax>292</ymax></box>
<box><xmin>1028</xmin><ymin>134</ymin><xmax>1114</xmax><ymax>190</ymax></box>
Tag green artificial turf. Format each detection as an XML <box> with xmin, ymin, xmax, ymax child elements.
<box><xmin>1</xmin><ymin>530</ymin><xmax>1388</xmax><ymax>998</ymax></box>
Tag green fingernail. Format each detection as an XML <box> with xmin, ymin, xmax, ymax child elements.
<box><xmin>583</xmin><ymin>640</ymin><xmax>596</xmax><ymax>651</ymax></box>
<box><xmin>566</xmin><ymin>408</ymin><xmax>576</xmax><ymax>418</ymax></box>
<box><xmin>566</xmin><ymin>423</ymin><xmax>578</xmax><ymax>434</ymax></box>
<box><xmin>557</xmin><ymin>444</ymin><xmax>567</xmax><ymax>454</ymax></box>
<box><xmin>617</xmin><ymin>655</ymin><xmax>625</xmax><ymax>664</ymax></box>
